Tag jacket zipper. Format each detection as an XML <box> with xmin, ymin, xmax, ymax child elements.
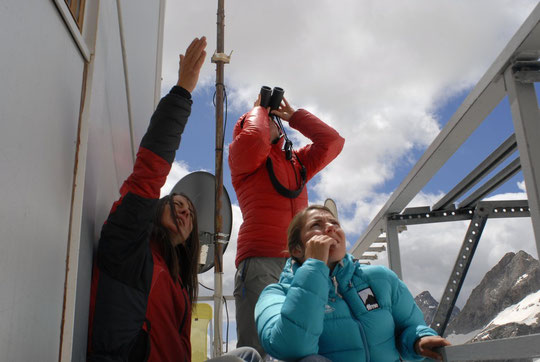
<box><xmin>334</xmin><ymin>275</ymin><xmax>370</xmax><ymax>362</ymax></box>
<box><xmin>355</xmin><ymin>319</ymin><xmax>370</xmax><ymax>362</ymax></box>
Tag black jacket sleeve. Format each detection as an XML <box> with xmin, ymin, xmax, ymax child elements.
<box><xmin>97</xmin><ymin>86</ymin><xmax>192</xmax><ymax>290</ymax></box>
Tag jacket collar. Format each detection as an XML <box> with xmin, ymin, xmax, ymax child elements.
<box><xmin>283</xmin><ymin>254</ymin><xmax>356</xmax><ymax>279</ymax></box>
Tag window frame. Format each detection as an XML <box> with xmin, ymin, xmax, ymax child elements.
<box><xmin>52</xmin><ymin>0</ymin><xmax>90</xmax><ymax>61</ymax></box>
<box><xmin>64</xmin><ymin>0</ymin><xmax>87</xmax><ymax>31</ymax></box>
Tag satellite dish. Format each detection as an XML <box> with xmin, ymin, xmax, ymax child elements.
<box><xmin>324</xmin><ymin>198</ymin><xmax>338</xmax><ymax>220</ymax></box>
<box><xmin>171</xmin><ymin>171</ymin><xmax>232</xmax><ymax>273</ymax></box>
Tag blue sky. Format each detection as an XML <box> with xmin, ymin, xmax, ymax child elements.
<box><xmin>158</xmin><ymin>1</ymin><xmax>539</xmax><ymax>346</ymax></box>
<box><xmin>414</xmin><ymin>92</ymin><xmax>522</xmax><ymax>197</ymax></box>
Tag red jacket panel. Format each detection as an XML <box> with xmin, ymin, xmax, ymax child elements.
<box><xmin>146</xmin><ymin>244</ymin><xmax>191</xmax><ymax>362</ymax></box>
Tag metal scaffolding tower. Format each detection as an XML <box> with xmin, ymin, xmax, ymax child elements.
<box><xmin>351</xmin><ymin>3</ymin><xmax>540</xmax><ymax>360</ymax></box>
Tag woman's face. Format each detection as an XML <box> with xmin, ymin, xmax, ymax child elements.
<box><xmin>298</xmin><ymin>209</ymin><xmax>347</xmax><ymax>269</ymax></box>
<box><xmin>161</xmin><ymin>194</ymin><xmax>194</xmax><ymax>246</ymax></box>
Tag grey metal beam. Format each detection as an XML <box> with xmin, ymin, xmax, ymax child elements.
<box><xmin>367</xmin><ymin>245</ymin><xmax>386</xmax><ymax>253</ymax></box>
<box><xmin>505</xmin><ymin>67</ymin><xmax>540</xmax><ymax>259</ymax></box>
<box><xmin>389</xmin><ymin>207</ymin><xmax>475</xmax><ymax>226</ymax></box>
<box><xmin>458</xmin><ymin>157</ymin><xmax>521</xmax><ymax>208</ymax></box>
<box><xmin>439</xmin><ymin>333</ymin><xmax>540</xmax><ymax>360</ymax></box>
<box><xmin>432</xmin><ymin>134</ymin><xmax>517</xmax><ymax>211</ymax></box>
<box><xmin>513</xmin><ymin>60</ymin><xmax>540</xmax><ymax>82</ymax></box>
<box><xmin>431</xmin><ymin>205</ymin><xmax>489</xmax><ymax>335</ymax></box>
<box><xmin>388</xmin><ymin>200</ymin><xmax>530</xmax><ymax>226</ymax></box>
<box><xmin>488</xmin><ymin>200</ymin><xmax>530</xmax><ymax>218</ymax></box>
<box><xmin>351</xmin><ymin>3</ymin><xmax>540</xmax><ymax>258</ymax></box>
<box><xmin>386</xmin><ymin>221</ymin><xmax>402</xmax><ymax>279</ymax></box>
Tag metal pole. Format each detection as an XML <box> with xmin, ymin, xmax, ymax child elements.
<box><xmin>430</xmin><ymin>205</ymin><xmax>489</xmax><ymax>336</ymax></box>
<box><xmin>504</xmin><ymin>67</ymin><xmax>540</xmax><ymax>259</ymax></box>
<box><xmin>213</xmin><ymin>0</ymin><xmax>225</xmax><ymax>356</ymax></box>
<box><xmin>386</xmin><ymin>221</ymin><xmax>403</xmax><ymax>279</ymax></box>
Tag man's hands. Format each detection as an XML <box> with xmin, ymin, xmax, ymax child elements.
<box><xmin>253</xmin><ymin>95</ymin><xmax>296</xmax><ymax>121</ymax></box>
<box><xmin>253</xmin><ymin>94</ymin><xmax>262</xmax><ymax>107</ymax></box>
<box><xmin>414</xmin><ymin>336</ymin><xmax>451</xmax><ymax>361</ymax></box>
<box><xmin>303</xmin><ymin>235</ymin><xmax>337</xmax><ymax>265</ymax></box>
<box><xmin>176</xmin><ymin>37</ymin><xmax>207</xmax><ymax>93</ymax></box>
<box><xmin>271</xmin><ymin>97</ymin><xmax>296</xmax><ymax>121</ymax></box>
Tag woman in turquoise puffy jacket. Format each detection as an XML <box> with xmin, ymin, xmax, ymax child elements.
<box><xmin>255</xmin><ymin>205</ymin><xmax>450</xmax><ymax>361</ymax></box>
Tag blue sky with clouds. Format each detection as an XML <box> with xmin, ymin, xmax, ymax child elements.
<box><xmin>158</xmin><ymin>1</ymin><xmax>539</xmax><ymax>348</ymax></box>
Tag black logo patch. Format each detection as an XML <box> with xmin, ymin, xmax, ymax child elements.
<box><xmin>358</xmin><ymin>287</ymin><xmax>380</xmax><ymax>311</ymax></box>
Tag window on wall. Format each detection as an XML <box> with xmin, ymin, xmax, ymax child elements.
<box><xmin>64</xmin><ymin>0</ymin><xmax>86</xmax><ymax>30</ymax></box>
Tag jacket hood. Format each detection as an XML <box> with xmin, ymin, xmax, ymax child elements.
<box><xmin>232</xmin><ymin>112</ymin><xmax>249</xmax><ymax>139</ymax></box>
<box><xmin>232</xmin><ymin>108</ymin><xmax>285</xmax><ymax>147</ymax></box>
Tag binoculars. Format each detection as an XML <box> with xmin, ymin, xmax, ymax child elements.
<box><xmin>259</xmin><ymin>86</ymin><xmax>284</xmax><ymax>111</ymax></box>
<box><xmin>259</xmin><ymin>85</ymin><xmax>293</xmax><ymax>159</ymax></box>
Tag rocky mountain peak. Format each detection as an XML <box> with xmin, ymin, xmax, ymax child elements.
<box><xmin>446</xmin><ymin>250</ymin><xmax>540</xmax><ymax>335</ymax></box>
<box><xmin>414</xmin><ymin>290</ymin><xmax>460</xmax><ymax>326</ymax></box>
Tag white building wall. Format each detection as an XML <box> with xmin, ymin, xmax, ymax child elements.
<box><xmin>121</xmin><ymin>1</ymin><xmax>164</xmax><ymax>144</ymax></box>
<box><xmin>0</xmin><ymin>0</ymin><xmax>163</xmax><ymax>360</ymax></box>
<box><xmin>71</xmin><ymin>1</ymin><xmax>163</xmax><ymax>360</ymax></box>
<box><xmin>0</xmin><ymin>1</ymin><xmax>83</xmax><ymax>360</ymax></box>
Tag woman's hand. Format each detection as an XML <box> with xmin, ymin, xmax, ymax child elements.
<box><xmin>271</xmin><ymin>97</ymin><xmax>295</xmax><ymax>121</ymax></box>
<box><xmin>414</xmin><ymin>336</ymin><xmax>451</xmax><ymax>361</ymax></box>
<box><xmin>177</xmin><ymin>36</ymin><xmax>207</xmax><ymax>93</ymax></box>
<box><xmin>304</xmin><ymin>235</ymin><xmax>337</xmax><ymax>265</ymax></box>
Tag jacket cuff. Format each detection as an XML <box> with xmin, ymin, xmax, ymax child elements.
<box><xmin>401</xmin><ymin>327</ymin><xmax>438</xmax><ymax>360</ymax></box>
<box><xmin>170</xmin><ymin>86</ymin><xmax>192</xmax><ymax>100</ymax></box>
<box><xmin>288</xmin><ymin>109</ymin><xmax>305</xmax><ymax>127</ymax></box>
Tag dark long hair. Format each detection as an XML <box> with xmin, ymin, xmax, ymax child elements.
<box><xmin>151</xmin><ymin>193</ymin><xmax>200</xmax><ymax>306</ymax></box>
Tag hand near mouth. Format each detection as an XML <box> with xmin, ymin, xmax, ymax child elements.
<box><xmin>304</xmin><ymin>235</ymin><xmax>337</xmax><ymax>265</ymax></box>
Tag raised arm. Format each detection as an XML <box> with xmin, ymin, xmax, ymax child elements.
<box><xmin>98</xmin><ymin>37</ymin><xmax>206</xmax><ymax>280</ymax></box>
<box><xmin>120</xmin><ymin>36</ymin><xmax>207</xmax><ymax>200</ymax></box>
<box><xmin>272</xmin><ymin>98</ymin><xmax>344</xmax><ymax>181</ymax></box>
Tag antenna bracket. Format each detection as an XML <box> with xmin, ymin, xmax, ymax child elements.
<box><xmin>211</xmin><ymin>50</ymin><xmax>233</xmax><ymax>64</ymax></box>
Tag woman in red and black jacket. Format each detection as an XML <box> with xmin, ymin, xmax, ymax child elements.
<box><xmin>87</xmin><ymin>37</ymin><xmax>206</xmax><ymax>362</ymax></box>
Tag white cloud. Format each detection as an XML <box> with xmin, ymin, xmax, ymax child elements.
<box><xmin>162</xmin><ymin>1</ymin><xmax>536</xmax><ymax>228</ymax></box>
<box><xmin>160</xmin><ymin>160</ymin><xmax>191</xmax><ymax>197</ymax></box>
<box><xmin>517</xmin><ymin>180</ymin><xmax>527</xmax><ymax>193</ymax></box>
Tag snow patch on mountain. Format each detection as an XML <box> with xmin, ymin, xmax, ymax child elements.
<box><xmin>515</xmin><ymin>273</ymin><xmax>529</xmax><ymax>287</ymax></box>
<box><xmin>488</xmin><ymin>290</ymin><xmax>540</xmax><ymax>327</ymax></box>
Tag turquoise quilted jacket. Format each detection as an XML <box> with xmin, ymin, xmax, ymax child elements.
<box><xmin>255</xmin><ymin>254</ymin><xmax>437</xmax><ymax>361</ymax></box>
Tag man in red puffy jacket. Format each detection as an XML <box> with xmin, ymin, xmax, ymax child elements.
<box><xmin>228</xmin><ymin>94</ymin><xmax>345</xmax><ymax>356</ymax></box>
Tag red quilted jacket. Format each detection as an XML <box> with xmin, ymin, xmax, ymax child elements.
<box><xmin>229</xmin><ymin>107</ymin><xmax>344</xmax><ymax>267</ymax></box>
